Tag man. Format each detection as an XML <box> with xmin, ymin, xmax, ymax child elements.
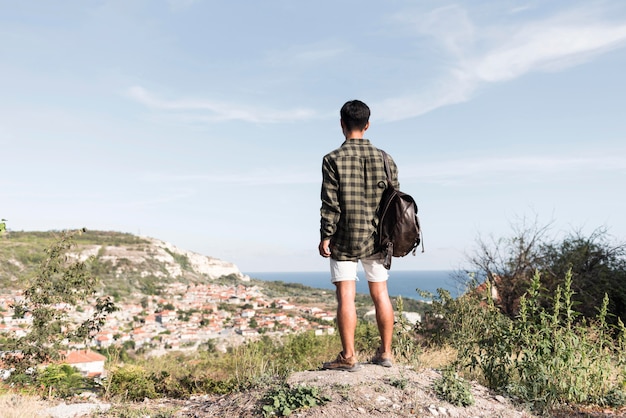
<box><xmin>319</xmin><ymin>100</ymin><xmax>399</xmax><ymax>371</ymax></box>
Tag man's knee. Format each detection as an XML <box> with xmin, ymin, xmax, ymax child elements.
<box><xmin>335</xmin><ymin>281</ymin><xmax>356</xmax><ymax>300</ymax></box>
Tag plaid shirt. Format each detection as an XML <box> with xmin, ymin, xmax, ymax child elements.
<box><xmin>320</xmin><ymin>138</ymin><xmax>399</xmax><ymax>261</ymax></box>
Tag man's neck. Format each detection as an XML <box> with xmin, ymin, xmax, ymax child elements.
<box><xmin>344</xmin><ymin>129</ymin><xmax>367</xmax><ymax>140</ymax></box>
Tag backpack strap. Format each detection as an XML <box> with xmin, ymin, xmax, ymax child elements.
<box><xmin>380</xmin><ymin>150</ymin><xmax>393</xmax><ymax>187</ymax></box>
<box><xmin>379</xmin><ymin>149</ymin><xmax>394</xmax><ymax>267</ymax></box>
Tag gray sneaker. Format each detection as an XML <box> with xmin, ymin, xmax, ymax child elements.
<box><xmin>370</xmin><ymin>351</ymin><xmax>393</xmax><ymax>368</ymax></box>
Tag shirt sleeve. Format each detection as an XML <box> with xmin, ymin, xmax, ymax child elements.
<box><xmin>320</xmin><ymin>155</ymin><xmax>340</xmax><ymax>240</ymax></box>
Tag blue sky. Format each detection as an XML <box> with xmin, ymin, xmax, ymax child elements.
<box><xmin>2</xmin><ymin>0</ymin><xmax>625</xmax><ymax>274</ymax></box>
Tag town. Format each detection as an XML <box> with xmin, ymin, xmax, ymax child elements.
<box><xmin>0</xmin><ymin>280</ymin><xmax>337</xmax><ymax>366</ymax></box>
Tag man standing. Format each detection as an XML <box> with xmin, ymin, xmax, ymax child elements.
<box><xmin>319</xmin><ymin>100</ymin><xmax>398</xmax><ymax>371</ymax></box>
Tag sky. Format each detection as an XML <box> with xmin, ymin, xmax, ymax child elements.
<box><xmin>1</xmin><ymin>0</ymin><xmax>626</xmax><ymax>274</ymax></box>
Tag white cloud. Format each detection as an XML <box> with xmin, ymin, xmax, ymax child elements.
<box><xmin>127</xmin><ymin>86</ymin><xmax>316</xmax><ymax>123</ymax></box>
<box><xmin>377</xmin><ymin>4</ymin><xmax>626</xmax><ymax>121</ymax></box>
<box><xmin>471</xmin><ymin>22</ymin><xmax>626</xmax><ymax>83</ymax></box>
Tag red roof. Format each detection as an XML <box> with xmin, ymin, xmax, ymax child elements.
<box><xmin>65</xmin><ymin>350</ymin><xmax>106</xmax><ymax>364</ymax></box>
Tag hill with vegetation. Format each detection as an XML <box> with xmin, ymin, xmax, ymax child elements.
<box><xmin>0</xmin><ymin>230</ymin><xmax>246</xmax><ymax>297</ymax></box>
<box><xmin>0</xmin><ymin>229</ymin><xmax>426</xmax><ymax>311</ymax></box>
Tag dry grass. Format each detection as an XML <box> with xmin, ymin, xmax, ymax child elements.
<box><xmin>417</xmin><ymin>345</ymin><xmax>457</xmax><ymax>370</ymax></box>
<box><xmin>0</xmin><ymin>393</ymin><xmax>50</xmax><ymax>418</ymax></box>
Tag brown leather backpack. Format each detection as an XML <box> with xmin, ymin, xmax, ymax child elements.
<box><xmin>377</xmin><ymin>150</ymin><xmax>423</xmax><ymax>269</ymax></box>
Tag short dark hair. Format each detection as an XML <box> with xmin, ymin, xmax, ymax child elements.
<box><xmin>340</xmin><ymin>100</ymin><xmax>370</xmax><ymax>131</ymax></box>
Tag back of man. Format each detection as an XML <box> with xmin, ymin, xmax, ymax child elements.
<box><xmin>318</xmin><ymin>100</ymin><xmax>399</xmax><ymax>371</ymax></box>
<box><xmin>320</xmin><ymin>140</ymin><xmax>399</xmax><ymax>259</ymax></box>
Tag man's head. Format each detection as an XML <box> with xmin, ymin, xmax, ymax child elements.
<box><xmin>340</xmin><ymin>100</ymin><xmax>370</xmax><ymax>132</ymax></box>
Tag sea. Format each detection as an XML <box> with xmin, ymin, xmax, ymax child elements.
<box><xmin>244</xmin><ymin>270</ymin><xmax>469</xmax><ymax>301</ymax></box>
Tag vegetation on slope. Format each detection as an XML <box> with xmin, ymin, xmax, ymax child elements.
<box><xmin>1</xmin><ymin>223</ymin><xmax>626</xmax><ymax>417</ymax></box>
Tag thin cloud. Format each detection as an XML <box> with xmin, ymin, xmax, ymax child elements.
<box><xmin>127</xmin><ymin>86</ymin><xmax>316</xmax><ymax>123</ymax></box>
<box><xmin>510</xmin><ymin>5</ymin><xmax>533</xmax><ymax>14</ymax></box>
<box><xmin>471</xmin><ymin>21</ymin><xmax>626</xmax><ymax>83</ymax></box>
<box><xmin>403</xmin><ymin>152</ymin><xmax>626</xmax><ymax>185</ymax></box>
<box><xmin>377</xmin><ymin>4</ymin><xmax>626</xmax><ymax>121</ymax></box>
<box><xmin>140</xmin><ymin>169</ymin><xmax>319</xmax><ymax>187</ymax></box>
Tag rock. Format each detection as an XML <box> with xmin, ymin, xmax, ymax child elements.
<box><xmin>428</xmin><ymin>404</ymin><xmax>440</xmax><ymax>416</ymax></box>
<box><xmin>42</xmin><ymin>402</ymin><xmax>111</xmax><ymax>418</ymax></box>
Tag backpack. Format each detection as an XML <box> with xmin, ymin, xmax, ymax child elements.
<box><xmin>377</xmin><ymin>150</ymin><xmax>423</xmax><ymax>269</ymax></box>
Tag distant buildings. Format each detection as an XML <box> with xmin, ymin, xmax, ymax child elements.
<box><xmin>0</xmin><ymin>280</ymin><xmax>338</xmax><ymax>365</ymax></box>
<box><xmin>64</xmin><ymin>350</ymin><xmax>107</xmax><ymax>378</ymax></box>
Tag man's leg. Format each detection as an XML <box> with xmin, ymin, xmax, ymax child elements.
<box><xmin>328</xmin><ymin>259</ymin><xmax>359</xmax><ymax>362</ymax></box>
<box><xmin>335</xmin><ymin>280</ymin><xmax>357</xmax><ymax>359</ymax></box>
<box><xmin>363</xmin><ymin>256</ymin><xmax>394</xmax><ymax>362</ymax></box>
<box><xmin>368</xmin><ymin>280</ymin><xmax>394</xmax><ymax>358</ymax></box>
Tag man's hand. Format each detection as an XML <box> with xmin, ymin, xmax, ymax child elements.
<box><xmin>318</xmin><ymin>239</ymin><xmax>331</xmax><ymax>257</ymax></box>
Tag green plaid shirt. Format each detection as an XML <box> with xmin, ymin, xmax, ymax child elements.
<box><xmin>320</xmin><ymin>138</ymin><xmax>399</xmax><ymax>261</ymax></box>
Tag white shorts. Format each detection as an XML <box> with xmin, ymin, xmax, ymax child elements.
<box><xmin>330</xmin><ymin>253</ymin><xmax>388</xmax><ymax>283</ymax></box>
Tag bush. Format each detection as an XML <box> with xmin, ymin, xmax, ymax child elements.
<box><xmin>432</xmin><ymin>368</ymin><xmax>475</xmax><ymax>407</ymax></box>
<box><xmin>422</xmin><ymin>269</ymin><xmax>626</xmax><ymax>411</ymax></box>
<box><xmin>261</xmin><ymin>384</ymin><xmax>330</xmax><ymax>417</ymax></box>
<box><xmin>38</xmin><ymin>364</ymin><xmax>86</xmax><ymax>398</ymax></box>
<box><xmin>107</xmin><ymin>365</ymin><xmax>157</xmax><ymax>401</ymax></box>
<box><xmin>393</xmin><ymin>296</ymin><xmax>421</xmax><ymax>364</ymax></box>
<box><xmin>503</xmin><ymin>271</ymin><xmax>625</xmax><ymax>408</ymax></box>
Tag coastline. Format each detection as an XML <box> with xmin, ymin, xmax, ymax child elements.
<box><xmin>245</xmin><ymin>270</ymin><xmax>466</xmax><ymax>300</ymax></box>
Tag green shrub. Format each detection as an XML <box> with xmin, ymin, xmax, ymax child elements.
<box><xmin>502</xmin><ymin>271</ymin><xmax>624</xmax><ymax>408</ymax></box>
<box><xmin>38</xmin><ymin>364</ymin><xmax>86</xmax><ymax>398</ymax></box>
<box><xmin>432</xmin><ymin>368</ymin><xmax>475</xmax><ymax>407</ymax></box>
<box><xmin>388</xmin><ymin>376</ymin><xmax>408</xmax><ymax>389</ymax></box>
<box><xmin>423</xmin><ymin>269</ymin><xmax>626</xmax><ymax>411</ymax></box>
<box><xmin>393</xmin><ymin>296</ymin><xmax>421</xmax><ymax>363</ymax></box>
<box><xmin>596</xmin><ymin>387</ymin><xmax>626</xmax><ymax>408</ymax></box>
<box><xmin>107</xmin><ymin>365</ymin><xmax>157</xmax><ymax>401</ymax></box>
<box><xmin>261</xmin><ymin>384</ymin><xmax>330</xmax><ymax>417</ymax></box>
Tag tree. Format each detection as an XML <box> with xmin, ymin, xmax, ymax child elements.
<box><xmin>540</xmin><ymin>228</ymin><xmax>626</xmax><ymax>323</ymax></box>
<box><xmin>467</xmin><ymin>219</ymin><xmax>626</xmax><ymax>323</ymax></box>
<box><xmin>4</xmin><ymin>229</ymin><xmax>117</xmax><ymax>376</ymax></box>
<box><xmin>467</xmin><ymin>217</ymin><xmax>550</xmax><ymax>317</ymax></box>
<box><xmin>249</xmin><ymin>317</ymin><xmax>259</xmax><ymax>329</ymax></box>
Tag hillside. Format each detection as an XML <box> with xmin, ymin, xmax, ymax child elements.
<box><xmin>0</xmin><ymin>230</ymin><xmax>246</xmax><ymax>297</ymax></box>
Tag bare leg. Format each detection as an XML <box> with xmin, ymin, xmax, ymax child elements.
<box><xmin>368</xmin><ymin>280</ymin><xmax>394</xmax><ymax>358</ymax></box>
<box><xmin>335</xmin><ymin>280</ymin><xmax>357</xmax><ymax>358</ymax></box>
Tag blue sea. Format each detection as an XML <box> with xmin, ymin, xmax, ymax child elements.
<box><xmin>245</xmin><ymin>270</ymin><xmax>469</xmax><ymax>300</ymax></box>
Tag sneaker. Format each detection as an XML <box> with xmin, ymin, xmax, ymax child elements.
<box><xmin>370</xmin><ymin>350</ymin><xmax>393</xmax><ymax>368</ymax></box>
<box><xmin>322</xmin><ymin>352</ymin><xmax>361</xmax><ymax>372</ymax></box>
